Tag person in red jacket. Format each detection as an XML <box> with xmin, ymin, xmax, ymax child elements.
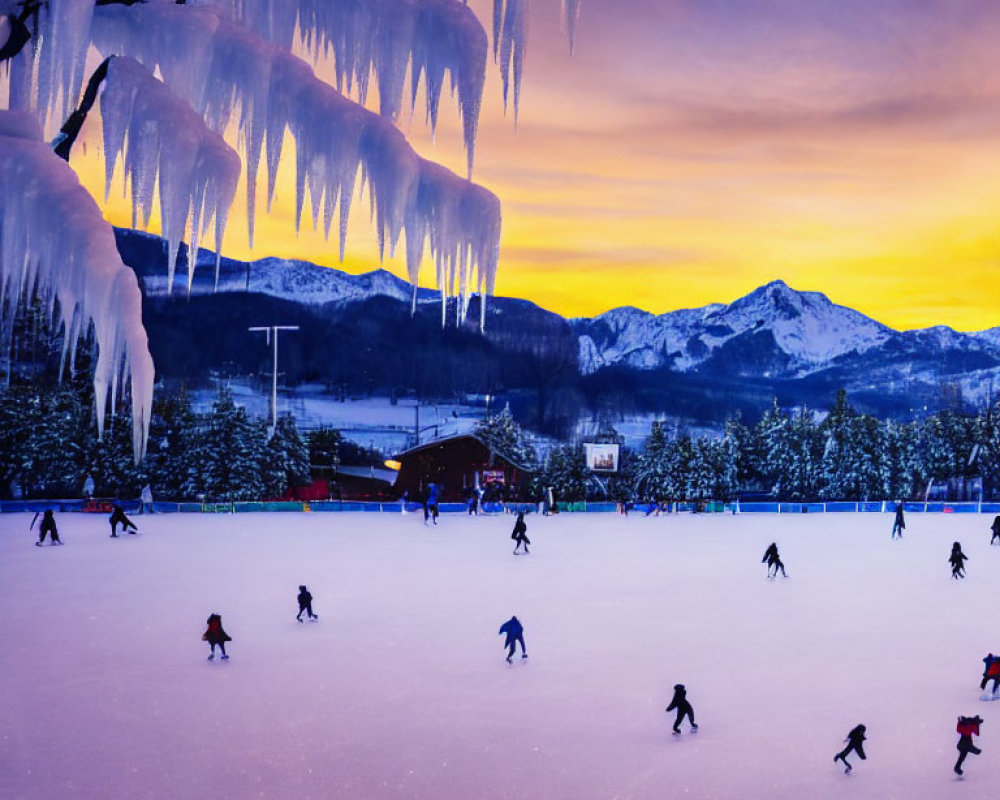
<box><xmin>980</xmin><ymin>654</ymin><xmax>1000</xmax><ymax>697</ymax></box>
<box><xmin>955</xmin><ymin>715</ymin><xmax>983</xmax><ymax>775</ymax></box>
<box><xmin>202</xmin><ymin>613</ymin><xmax>232</xmax><ymax>660</ymax></box>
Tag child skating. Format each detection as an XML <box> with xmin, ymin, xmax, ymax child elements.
<box><xmin>296</xmin><ymin>585</ymin><xmax>318</xmax><ymax>622</ymax></box>
<box><xmin>34</xmin><ymin>509</ymin><xmax>63</xmax><ymax>546</ymax></box>
<box><xmin>498</xmin><ymin>615</ymin><xmax>527</xmax><ymax>663</ymax></box>
<box><xmin>955</xmin><ymin>715</ymin><xmax>983</xmax><ymax>776</ymax></box>
<box><xmin>950</xmin><ymin>542</ymin><xmax>968</xmax><ymax>579</ymax></box>
<box><xmin>511</xmin><ymin>512</ymin><xmax>530</xmax><ymax>554</ymax></box>
<box><xmin>202</xmin><ymin>613</ymin><xmax>232</xmax><ymax>660</ymax></box>
<box><xmin>833</xmin><ymin>724</ymin><xmax>867</xmax><ymax>774</ymax></box>
<box><xmin>665</xmin><ymin>684</ymin><xmax>698</xmax><ymax>734</ymax></box>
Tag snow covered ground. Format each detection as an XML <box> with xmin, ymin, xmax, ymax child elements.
<box><xmin>2</xmin><ymin>510</ymin><xmax>999</xmax><ymax>800</ymax></box>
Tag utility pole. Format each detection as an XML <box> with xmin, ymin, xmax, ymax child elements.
<box><xmin>249</xmin><ymin>325</ymin><xmax>299</xmax><ymax>435</ymax></box>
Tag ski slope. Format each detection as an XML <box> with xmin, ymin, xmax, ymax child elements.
<box><xmin>1</xmin><ymin>510</ymin><xmax>998</xmax><ymax>799</ymax></box>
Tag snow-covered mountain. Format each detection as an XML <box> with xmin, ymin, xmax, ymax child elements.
<box><xmin>575</xmin><ymin>280</ymin><xmax>895</xmax><ymax>376</ymax></box>
<box><xmin>117</xmin><ymin>227</ymin><xmax>1000</xmax><ymax>416</ymax></box>
<box><xmin>116</xmin><ymin>229</ymin><xmax>437</xmax><ymax>305</ymax></box>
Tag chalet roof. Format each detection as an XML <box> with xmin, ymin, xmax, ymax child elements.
<box><xmin>393</xmin><ymin>433</ymin><xmax>535</xmax><ymax>473</ymax></box>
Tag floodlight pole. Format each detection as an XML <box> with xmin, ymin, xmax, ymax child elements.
<box><xmin>249</xmin><ymin>325</ymin><xmax>299</xmax><ymax>434</ymax></box>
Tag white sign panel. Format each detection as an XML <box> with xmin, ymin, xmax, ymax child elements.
<box><xmin>585</xmin><ymin>443</ymin><xmax>620</xmax><ymax>473</ymax></box>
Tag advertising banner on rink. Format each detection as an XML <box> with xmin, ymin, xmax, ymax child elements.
<box><xmin>584</xmin><ymin>443</ymin><xmax>620</xmax><ymax>473</ymax></box>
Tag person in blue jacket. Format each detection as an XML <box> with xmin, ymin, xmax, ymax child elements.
<box><xmin>424</xmin><ymin>482</ymin><xmax>440</xmax><ymax>525</ymax></box>
<box><xmin>665</xmin><ymin>684</ymin><xmax>698</xmax><ymax>734</ymax></box>
<box><xmin>499</xmin><ymin>615</ymin><xmax>527</xmax><ymax>663</ymax></box>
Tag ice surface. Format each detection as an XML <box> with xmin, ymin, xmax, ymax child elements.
<box><xmin>2</xmin><ymin>510</ymin><xmax>998</xmax><ymax>799</ymax></box>
<box><xmin>100</xmin><ymin>57</ymin><xmax>240</xmax><ymax>294</ymax></box>
<box><xmin>0</xmin><ymin>110</ymin><xmax>154</xmax><ymax>461</ymax></box>
<box><xmin>93</xmin><ymin>3</ymin><xmax>501</xmax><ymax>328</ymax></box>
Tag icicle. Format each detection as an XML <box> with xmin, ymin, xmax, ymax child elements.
<box><xmin>1</xmin><ymin>0</ymin><xmax>95</xmax><ymax>134</ymax></box>
<box><xmin>0</xmin><ymin>110</ymin><xmax>154</xmax><ymax>462</ymax></box>
<box><xmin>493</xmin><ymin>0</ymin><xmax>528</xmax><ymax>123</ymax></box>
<box><xmin>562</xmin><ymin>0</ymin><xmax>581</xmax><ymax>54</ymax></box>
<box><xmin>92</xmin><ymin>5</ymin><xmax>501</xmax><ymax>326</ymax></box>
<box><xmin>203</xmin><ymin>0</ymin><xmax>487</xmax><ymax>177</ymax></box>
<box><xmin>99</xmin><ymin>57</ymin><xmax>239</xmax><ymax>294</ymax></box>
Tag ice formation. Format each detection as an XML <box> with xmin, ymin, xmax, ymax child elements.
<box><xmin>100</xmin><ymin>56</ymin><xmax>240</xmax><ymax>293</ymax></box>
<box><xmin>1</xmin><ymin>0</ymin><xmax>95</xmax><ymax>133</ymax></box>
<box><xmin>0</xmin><ymin>110</ymin><xmax>154</xmax><ymax>461</ymax></box>
<box><xmin>492</xmin><ymin>0</ymin><xmax>528</xmax><ymax>122</ymax></box>
<box><xmin>92</xmin><ymin>3</ymin><xmax>501</xmax><ymax>329</ymax></box>
<box><xmin>197</xmin><ymin>0</ymin><xmax>487</xmax><ymax>178</ymax></box>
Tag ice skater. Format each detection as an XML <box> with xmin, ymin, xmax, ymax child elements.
<box><xmin>891</xmin><ymin>501</ymin><xmax>905</xmax><ymax>539</ymax></box>
<box><xmin>109</xmin><ymin>503</ymin><xmax>138</xmax><ymax>537</ymax></box>
<box><xmin>950</xmin><ymin>542</ymin><xmax>968</xmax><ymax>579</ymax></box>
<box><xmin>499</xmin><ymin>615</ymin><xmax>527</xmax><ymax>663</ymax></box>
<box><xmin>511</xmin><ymin>512</ymin><xmax>530</xmax><ymax>554</ymax></box>
<box><xmin>423</xmin><ymin>483</ymin><xmax>439</xmax><ymax>525</ymax></box>
<box><xmin>833</xmin><ymin>724</ymin><xmax>867</xmax><ymax>774</ymax></box>
<box><xmin>762</xmin><ymin>542</ymin><xmax>787</xmax><ymax>578</ymax></box>
<box><xmin>955</xmin><ymin>715</ymin><xmax>983</xmax><ymax>775</ymax></box>
<box><xmin>665</xmin><ymin>683</ymin><xmax>698</xmax><ymax>734</ymax></box>
<box><xmin>202</xmin><ymin>613</ymin><xmax>231</xmax><ymax>660</ymax></box>
<box><xmin>991</xmin><ymin>515</ymin><xmax>1000</xmax><ymax>546</ymax></box>
<box><xmin>981</xmin><ymin>653</ymin><xmax>1000</xmax><ymax>697</ymax></box>
<box><xmin>34</xmin><ymin>509</ymin><xmax>62</xmax><ymax>546</ymax></box>
<box><xmin>296</xmin><ymin>585</ymin><xmax>318</xmax><ymax>622</ymax></box>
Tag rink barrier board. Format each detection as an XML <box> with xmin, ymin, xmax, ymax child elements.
<box><xmin>5</xmin><ymin>501</ymin><xmax>1000</xmax><ymax>514</ymax></box>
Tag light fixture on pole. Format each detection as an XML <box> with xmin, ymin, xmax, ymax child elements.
<box><xmin>248</xmin><ymin>325</ymin><xmax>299</xmax><ymax>435</ymax></box>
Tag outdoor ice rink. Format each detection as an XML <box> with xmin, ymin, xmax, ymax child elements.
<box><xmin>3</xmin><ymin>509</ymin><xmax>1000</xmax><ymax>800</ymax></box>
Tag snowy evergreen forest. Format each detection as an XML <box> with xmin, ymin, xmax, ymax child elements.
<box><xmin>4</xmin><ymin>385</ymin><xmax>999</xmax><ymax>504</ymax></box>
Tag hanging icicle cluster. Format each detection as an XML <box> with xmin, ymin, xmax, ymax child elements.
<box><xmin>202</xmin><ymin>0</ymin><xmax>488</xmax><ymax>179</ymax></box>
<box><xmin>92</xmin><ymin>3</ymin><xmax>501</xmax><ymax>330</ymax></box>
<box><xmin>0</xmin><ymin>110</ymin><xmax>154</xmax><ymax>461</ymax></box>
<box><xmin>100</xmin><ymin>56</ymin><xmax>241</xmax><ymax>294</ymax></box>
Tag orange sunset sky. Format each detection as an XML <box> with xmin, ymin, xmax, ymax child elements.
<box><xmin>68</xmin><ymin>0</ymin><xmax>1000</xmax><ymax>331</ymax></box>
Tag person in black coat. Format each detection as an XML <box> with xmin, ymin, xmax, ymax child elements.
<box><xmin>665</xmin><ymin>684</ymin><xmax>697</xmax><ymax>734</ymax></box>
<box><xmin>511</xmin><ymin>512</ymin><xmax>530</xmax><ymax>554</ymax></box>
<box><xmin>109</xmin><ymin>504</ymin><xmax>138</xmax><ymax>537</ymax></box>
<box><xmin>891</xmin><ymin>501</ymin><xmax>905</xmax><ymax>539</ymax></box>
<box><xmin>296</xmin><ymin>585</ymin><xmax>318</xmax><ymax>622</ymax></box>
<box><xmin>761</xmin><ymin>542</ymin><xmax>787</xmax><ymax>578</ymax></box>
<box><xmin>833</xmin><ymin>724</ymin><xmax>867</xmax><ymax>773</ymax></box>
<box><xmin>35</xmin><ymin>509</ymin><xmax>62</xmax><ymax>546</ymax></box>
<box><xmin>991</xmin><ymin>515</ymin><xmax>1000</xmax><ymax>546</ymax></box>
<box><xmin>498</xmin><ymin>615</ymin><xmax>527</xmax><ymax>663</ymax></box>
<box><xmin>950</xmin><ymin>542</ymin><xmax>968</xmax><ymax>579</ymax></box>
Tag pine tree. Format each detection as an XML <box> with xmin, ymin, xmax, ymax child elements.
<box><xmin>474</xmin><ymin>406</ymin><xmax>537</xmax><ymax>467</ymax></box>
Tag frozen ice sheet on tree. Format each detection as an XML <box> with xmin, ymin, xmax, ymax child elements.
<box><xmin>93</xmin><ymin>3</ymin><xmax>501</xmax><ymax>329</ymax></box>
<box><xmin>0</xmin><ymin>110</ymin><xmax>154</xmax><ymax>461</ymax></box>
<box><xmin>100</xmin><ymin>56</ymin><xmax>240</xmax><ymax>294</ymax></box>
